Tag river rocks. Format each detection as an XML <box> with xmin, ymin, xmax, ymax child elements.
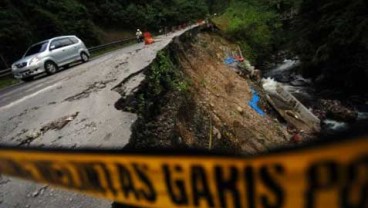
<box><xmin>318</xmin><ymin>99</ymin><xmax>357</xmax><ymax>122</ymax></box>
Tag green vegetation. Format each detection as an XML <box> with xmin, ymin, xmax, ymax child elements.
<box><xmin>0</xmin><ymin>0</ymin><xmax>212</xmax><ymax>68</ymax></box>
<box><xmin>137</xmin><ymin>50</ymin><xmax>188</xmax><ymax>116</ymax></box>
<box><xmin>148</xmin><ymin>51</ymin><xmax>188</xmax><ymax>95</ymax></box>
<box><xmin>1</xmin><ymin>0</ymin><xmax>366</xmax><ymax>93</ymax></box>
<box><xmin>292</xmin><ymin>0</ymin><xmax>368</xmax><ymax>92</ymax></box>
<box><xmin>0</xmin><ymin>76</ymin><xmax>19</xmax><ymax>89</ymax></box>
<box><xmin>215</xmin><ymin>0</ymin><xmax>367</xmax><ymax>93</ymax></box>
<box><xmin>213</xmin><ymin>0</ymin><xmax>300</xmax><ymax>65</ymax></box>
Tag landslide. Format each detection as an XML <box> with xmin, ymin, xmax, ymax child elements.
<box><xmin>117</xmin><ymin>31</ymin><xmax>288</xmax><ymax>154</ymax></box>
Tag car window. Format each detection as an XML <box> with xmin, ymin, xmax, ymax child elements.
<box><xmin>59</xmin><ymin>38</ymin><xmax>73</xmax><ymax>47</ymax></box>
<box><xmin>69</xmin><ymin>37</ymin><xmax>79</xmax><ymax>44</ymax></box>
<box><xmin>50</xmin><ymin>38</ymin><xmax>73</xmax><ymax>50</ymax></box>
<box><xmin>24</xmin><ymin>41</ymin><xmax>49</xmax><ymax>57</ymax></box>
<box><xmin>50</xmin><ymin>40</ymin><xmax>60</xmax><ymax>50</ymax></box>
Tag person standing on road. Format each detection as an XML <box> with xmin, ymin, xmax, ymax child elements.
<box><xmin>136</xmin><ymin>29</ymin><xmax>143</xmax><ymax>43</ymax></box>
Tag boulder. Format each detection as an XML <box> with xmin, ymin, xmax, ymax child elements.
<box><xmin>318</xmin><ymin>99</ymin><xmax>357</xmax><ymax>122</ymax></box>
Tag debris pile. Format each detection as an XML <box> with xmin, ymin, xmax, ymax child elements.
<box><xmin>262</xmin><ymin>78</ymin><xmax>321</xmax><ymax>136</ymax></box>
<box><xmin>17</xmin><ymin>112</ymin><xmax>79</xmax><ymax>146</ymax></box>
<box><xmin>41</xmin><ymin>112</ymin><xmax>79</xmax><ymax>132</ymax></box>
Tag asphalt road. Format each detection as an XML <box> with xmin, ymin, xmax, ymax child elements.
<box><xmin>0</xmin><ymin>27</ymin><xmax>194</xmax><ymax>208</ymax></box>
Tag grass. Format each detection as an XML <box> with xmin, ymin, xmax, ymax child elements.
<box><xmin>0</xmin><ymin>75</ymin><xmax>20</xmax><ymax>90</ymax></box>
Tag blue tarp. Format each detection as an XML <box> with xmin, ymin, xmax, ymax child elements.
<box><xmin>248</xmin><ymin>89</ymin><xmax>266</xmax><ymax>116</ymax></box>
<box><xmin>224</xmin><ymin>57</ymin><xmax>236</xmax><ymax>65</ymax></box>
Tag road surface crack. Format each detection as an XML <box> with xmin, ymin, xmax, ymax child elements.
<box><xmin>64</xmin><ymin>79</ymin><xmax>116</xmax><ymax>102</ymax></box>
<box><xmin>0</xmin><ymin>176</ymin><xmax>10</xmax><ymax>185</ymax></box>
<box><xmin>17</xmin><ymin>112</ymin><xmax>79</xmax><ymax>146</ymax></box>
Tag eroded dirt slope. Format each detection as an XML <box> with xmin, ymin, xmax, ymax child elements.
<box><xmin>118</xmin><ymin>31</ymin><xmax>288</xmax><ymax>154</ymax></box>
<box><xmin>176</xmin><ymin>33</ymin><xmax>288</xmax><ymax>153</ymax></box>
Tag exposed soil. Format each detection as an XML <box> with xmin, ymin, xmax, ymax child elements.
<box><xmin>176</xmin><ymin>33</ymin><xmax>288</xmax><ymax>153</ymax></box>
<box><xmin>116</xmin><ymin>31</ymin><xmax>289</xmax><ymax>154</ymax></box>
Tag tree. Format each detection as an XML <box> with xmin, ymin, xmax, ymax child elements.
<box><xmin>293</xmin><ymin>0</ymin><xmax>368</xmax><ymax>92</ymax></box>
<box><xmin>0</xmin><ymin>0</ymin><xmax>212</xmax><ymax>65</ymax></box>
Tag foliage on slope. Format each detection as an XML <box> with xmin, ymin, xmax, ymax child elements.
<box><xmin>213</xmin><ymin>0</ymin><xmax>300</xmax><ymax>65</ymax></box>
<box><xmin>0</xmin><ymin>0</ymin><xmax>213</xmax><ymax>67</ymax></box>
<box><xmin>292</xmin><ymin>0</ymin><xmax>368</xmax><ymax>92</ymax></box>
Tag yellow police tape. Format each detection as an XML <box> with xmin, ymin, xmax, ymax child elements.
<box><xmin>0</xmin><ymin>138</ymin><xmax>367</xmax><ymax>208</ymax></box>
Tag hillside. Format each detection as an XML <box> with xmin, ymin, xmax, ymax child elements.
<box><xmin>115</xmin><ymin>29</ymin><xmax>290</xmax><ymax>154</ymax></box>
<box><xmin>0</xmin><ymin>0</ymin><xmax>225</xmax><ymax>67</ymax></box>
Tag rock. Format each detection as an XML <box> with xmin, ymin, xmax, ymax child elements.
<box><xmin>177</xmin><ymin>137</ymin><xmax>183</xmax><ymax>144</ymax></box>
<box><xmin>31</xmin><ymin>186</ymin><xmax>48</xmax><ymax>197</ymax></box>
<box><xmin>19</xmin><ymin>133</ymin><xmax>38</xmax><ymax>146</ymax></box>
<box><xmin>95</xmin><ymin>82</ymin><xmax>106</xmax><ymax>89</ymax></box>
<box><xmin>312</xmin><ymin>109</ymin><xmax>327</xmax><ymax>120</ymax></box>
<box><xmin>319</xmin><ymin>99</ymin><xmax>357</xmax><ymax>122</ymax></box>
<box><xmin>213</xmin><ymin>115</ymin><xmax>220</xmax><ymax>123</ymax></box>
<box><xmin>213</xmin><ymin>127</ymin><xmax>221</xmax><ymax>139</ymax></box>
<box><xmin>41</xmin><ymin>112</ymin><xmax>79</xmax><ymax>132</ymax></box>
<box><xmin>26</xmin><ymin>130</ymin><xmax>41</xmax><ymax>139</ymax></box>
<box><xmin>290</xmin><ymin>79</ymin><xmax>308</xmax><ymax>86</ymax></box>
<box><xmin>251</xmin><ymin>70</ymin><xmax>262</xmax><ymax>82</ymax></box>
<box><xmin>0</xmin><ymin>176</ymin><xmax>10</xmax><ymax>185</ymax></box>
<box><xmin>315</xmin><ymin>74</ymin><xmax>325</xmax><ymax>84</ymax></box>
<box><xmin>237</xmin><ymin>107</ymin><xmax>243</xmax><ymax>114</ymax></box>
<box><xmin>291</xmin><ymin>133</ymin><xmax>302</xmax><ymax>143</ymax></box>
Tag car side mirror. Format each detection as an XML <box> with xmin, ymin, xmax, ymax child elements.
<box><xmin>50</xmin><ymin>45</ymin><xmax>56</xmax><ymax>50</ymax></box>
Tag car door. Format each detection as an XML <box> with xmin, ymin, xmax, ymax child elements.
<box><xmin>68</xmin><ymin>37</ymin><xmax>80</xmax><ymax>61</ymax></box>
<box><xmin>49</xmin><ymin>38</ymin><xmax>74</xmax><ymax>65</ymax></box>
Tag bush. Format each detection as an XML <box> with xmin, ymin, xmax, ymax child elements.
<box><xmin>0</xmin><ymin>0</ymin><xmax>211</xmax><ymax>65</ymax></box>
<box><xmin>213</xmin><ymin>0</ymin><xmax>283</xmax><ymax>65</ymax></box>
<box><xmin>292</xmin><ymin>0</ymin><xmax>368</xmax><ymax>92</ymax></box>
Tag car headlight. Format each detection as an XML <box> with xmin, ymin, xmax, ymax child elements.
<box><xmin>11</xmin><ymin>65</ymin><xmax>16</xmax><ymax>70</ymax></box>
<box><xmin>29</xmin><ymin>57</ymin><xmax>40</xmax><ymax>66</ymax></box>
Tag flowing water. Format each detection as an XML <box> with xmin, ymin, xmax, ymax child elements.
<box><xmin>263</xmin><ymin>59</ymin><xmax>368</xmax><ymax>133</ymax></box>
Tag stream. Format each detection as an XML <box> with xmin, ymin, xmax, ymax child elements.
<box><xmin>263</xmin><ymin>59</ymin><xmax>368</xmax><ymax>134</ymax></box>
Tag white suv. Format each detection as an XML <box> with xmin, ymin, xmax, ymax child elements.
<box><xmin>11</xmin><ymin>35</ymin><xmax>90</xmax><ymax>81</ymax></box>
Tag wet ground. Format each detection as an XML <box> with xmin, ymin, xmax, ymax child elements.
<box><xmin>263</xmin><ymin>59</ymin><xmax>368</xmax><ymax>133</ymax></box>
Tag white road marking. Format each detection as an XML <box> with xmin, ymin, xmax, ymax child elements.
<box><xmin>0</xmin><ymin>83</ymin><xmax>59</xmax><ymax>111</ymax></box>
<box><xmin>24</xmin><ymin>83</ymin><xmax>45</xmax><ymax>93</ymax></box>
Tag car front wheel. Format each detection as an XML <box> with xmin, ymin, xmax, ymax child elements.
<box><xmin>45</xmin><ymin>61</ymin><xmax>58</xmax><ymax>75</ymax></box>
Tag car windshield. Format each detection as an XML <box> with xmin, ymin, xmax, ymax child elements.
<box><xmin>24</xmin><ymin>41</ymin><xmax>48</xmax><ymax>57</ymax></box>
